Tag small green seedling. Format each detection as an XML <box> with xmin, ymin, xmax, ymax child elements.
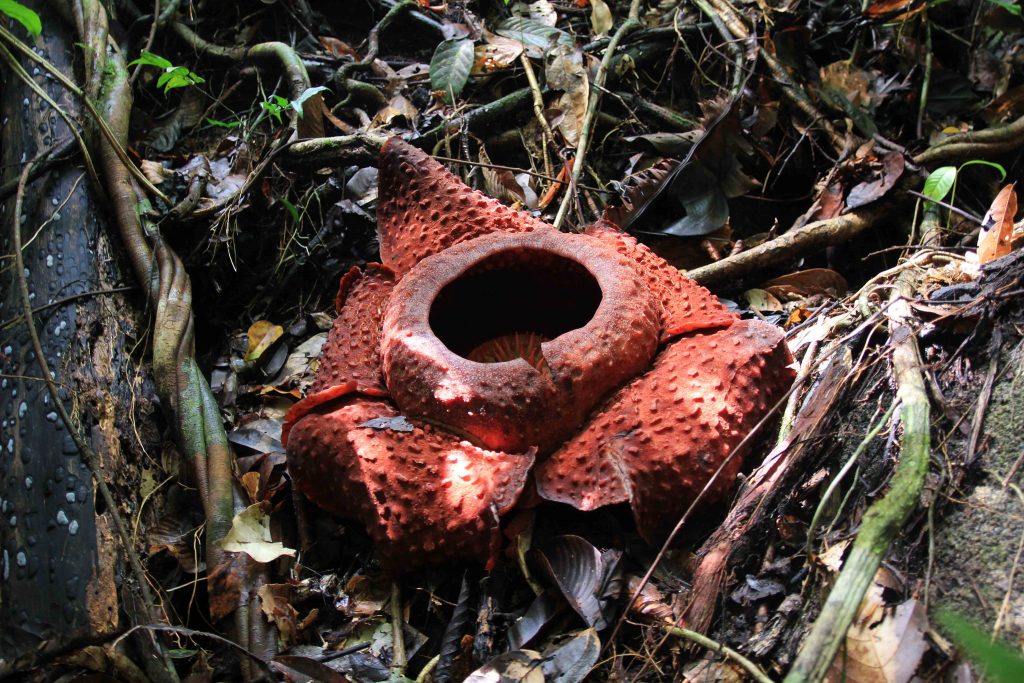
<box><xmin>260</xmin><ymin>95</ymin><xmax>291</xmax><ymax>124</ymax></box>
<box><xmin>129</xmin><ymin>51</ymin><xmax>205</xmax><ymax>94</ymax></box>
<box><xmin>261</xmin><ymin>86</ymin><xmax>330</xmax><ymax>124</ymax></box>
<box><xmin>922</xmin><ymin>159</ymin><xmax>1007</xmax><ymax>205</ymax></box>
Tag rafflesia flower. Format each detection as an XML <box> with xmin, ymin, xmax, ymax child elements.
<box><xmin>283</xmin><ymin>139</ymin><xmax>795</xmax><ymax>570</ymax></box>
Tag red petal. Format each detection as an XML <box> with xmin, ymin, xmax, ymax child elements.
<box><xmin>535</xmin><ymin>320</ymin><xmax>794</xmax><ymax>541</ymax></box>
<box><xmin>311</xmin><ymin>263</ymin><xmax>396</xmax><ymax>396</ymax></box>
<box><xmin>584</xmin><ymin>220</ymin><xmax>736</xmax><ymax>342</ymax></box>
<box><xmin>376</xmin><ymin>138</ymin><xmax>551</xmax><ymax>275</ymax></box>
<box><xmin>286</xmin><ymin>395</ymin><xmax>535</xmax><ymax>570</ymax></box>
<box><xmin>381</xmin><ymin>229</ymin><xmax>661</xmax><ymax>453</ymax></box>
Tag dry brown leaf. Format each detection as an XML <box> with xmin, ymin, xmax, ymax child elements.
<box><xmin>140</xmin><ymin>159</ymin><xmax>171</xmax><ymax>185</ymax></box>
<box><xmin>318</xmin><ymin>36</ymin><xmax>356</xmax><ymax>57</ymax></box>
<box><xmin>978</xmin><ymin>183</ymin><xmax>1018</xmax><ymax>264</ymax></box>
<box><xmin>473</xmin><ymin>34</ymin><xmax>524</xmax><ymax>74</ymax></box>
<box><xmin>259</xmin><ymin>583</ymin><xmax>317</xmax><ymax>648</ymax></box>
<box><xmin>821</xmin><ymin>61</ymin><xmax>872</xmax><ymax>108</ymax></box>
<box><xmin>763</xmin><ymin>268</ymin><xmax>849</xmax><ymax>300</ymax></box>
<box><xmin>545</xmin><ymin>46</ymin><xmax>589</xmax><ymax>147</ymax></box>
<box><xmin>745</xmin><ymin>288</ymin><xmax>785</xmax><ymax>312</ymax></box>
<box><xmin>826</xmin><ymin>570</ymin><xmax>929</xmax><ymax>683</ymax></box>
<box><xmin>863</xmin><ymin>0</ymin><xmax>925</xmax><ymax>21</ymax></box>
<box><xmin>590</xmin><ymin>0</ymin><xmax>613</xmax><ymax>34</ymax></box>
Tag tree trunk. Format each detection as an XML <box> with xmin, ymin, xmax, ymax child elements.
<box><xmin>0</xmin><ymin>3</ymin><xmax>161</xmax><ymax>666</ymax></box>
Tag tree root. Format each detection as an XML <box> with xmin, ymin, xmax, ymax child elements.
<box><xmin>687</xmin><ymin>205</ymin><xmax>885</xmax><ymax>288</ymax></box>
<box><xmin>913</xmin><ymin>113</ymin><xmax>1024</xmax><ymax>167</ymax></box>
<box><xmin>784</xmin><ymin>211</ymin><xmax>936</xmax><ymax>683</ymax></box>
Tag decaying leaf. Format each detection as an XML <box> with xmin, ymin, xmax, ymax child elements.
<box><xmin>218</xmin><ymin>503</ymin><xmax>296</xmax><ymax>563</ymax></box>
<box><xmin>846</xmin><ymin>151</ymin><xmax>905</xmax><ymax>209</ymax></box>
<box><xmin>258</xmin><ymin>583</ymin><xmax>318</xmax><ymax>648</ymax></box>
<box><xmin>540</xmin><ymin>628</ymin><xmax>601</xmax><ymax>683</ymax></box>
<box><xmin>545</xmin><ymin>45</ymin><xmax>589</xmax><ymax>147</ymax></box>
<box><xmin>978</xmin><ymin>184</ymin><xmax>1018</xmax><ymax>264</ymax></box>
<box><xmin>473</xmin><ymin>32</ymin><xmax>524</xmax><ymax>74</ymax></box>
<box><xmin>245</xmin><ymin>320</ymin><xmax>284</xmax><ymax>362</ymax></box>
<box><xmin>590</xmin><ymin>0</ymin><xmax>613</xmax><ymax>35</ymax></box>
<box><xmin>745</xmin><ymin>288</ymin><xmax>785</xmax><ymax>312</ymax></box>
<box><xmin>826</xmin><ymin>570</ymin><xmax>929</xmax><ymax>683</ymax></box>
<box><xmin>495</xmin><ymin>15</ymin><xmax>573</xmax><ymax>59</ymax></box>
<box><xmin>763</xmin><ymin>268</ymin><xmax>849</xmax><ymax>300</ymax></box>
<box><xmin>536</xmin><ymin>535</ymin><xmax>623</xmax><ymax>629</ymax></box>
<box><xmin>466</xmin><ymin>650</ymin><xmax>545</xmax><ymax>683</ymax></box>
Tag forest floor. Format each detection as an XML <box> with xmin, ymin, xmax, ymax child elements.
<box><xmin>4</xmin><ymin>0</ymin><xmax>1024</xmax><ymax>681</ymax></box>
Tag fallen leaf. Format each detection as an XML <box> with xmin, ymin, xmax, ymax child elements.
<box><xmin>541</xmin><ymin>629</ymin><xmax>601</xmax><ymax>683</ymax></box>
<box><xmin>978</xmin><ymin>183</ymin><xmax>1018</xmax><ymax>264</ymax></box>
<box><xmin>218</xmin><ymin>503</ymin><xmax>296</xmax><ymax>563</ymax></box>
<box><xmin>545</xmin><ymin>46</ymin><xmax>589</xmax><ymax>147</ymax></box>
<box><xmin>259</xmin><ymin>583</ymin><xmax>317</xmax><ymax>648</ymax></box>
<box><xmin>827</xmin><ymin>585</ymin><xmax>929</xmax><ymax>683</ymax></box>
<box><xmin>763</xmin><ymin>268</ymin><xmax>849</xmax><ymax>300</ymax></box>
<box><xmin>744</xmin><ymin>288</ymin><xmax>785</xmax><ymax>312</ymax></box>
<box><xmin>245</xmin><ymin>320</ymin><xmax>284</xmax><ymax>362</ymax></box>
<box><xmin>473</xmin><ymin>33</ymin><xmax>524</xmax><ymax>74</ymax></box>
<box><xmin>863</xmin><ymin>0</ymin><xmax>925</xmax><ymax>21</ymax></box>
<box><xmin>318</xmin><ymin>36</ymin><xmax>356</xmax><ymax>57</ymax></box>
<box><xmin>846</xmin><ymin>152</ymin><xmax>905</xmax><ymax>209</ymax></box>
<box><xmin>590</xmin><ymin>0</ymin><xmax>613</xmax><ymax>35</ymax></box>
<box><xmin>465</xmin><ymin>650</ymin><xmax>545</xmax><ymax>683</ymax></box>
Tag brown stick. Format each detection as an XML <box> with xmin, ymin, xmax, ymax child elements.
<box><xmin>687</xmin><ymin>205</ymin><xmax>884</xmax><ymax>288</ymax></box>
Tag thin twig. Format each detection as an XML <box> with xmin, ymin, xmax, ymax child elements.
<box><xmin>657</xmin><ymin>623</ymin><xmax>776</xmax><ymax>683</ymax></box>
<box><xmin>553</xmin><ymin>1</ymin><xmax>644</xmax><ymax>229</ymax></box>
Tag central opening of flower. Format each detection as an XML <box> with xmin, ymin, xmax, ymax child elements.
<box><xmin>429</xmin><ymin>248</ymin><xmax>602</xmax><ymax>368</ymax></box>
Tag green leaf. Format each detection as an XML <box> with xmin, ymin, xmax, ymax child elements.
<box><xmin>985</xmin><ymin>0</ymin><xmax>1022</xmax><ymax>15</ymax></box>
<box><xmin>922</xmin><ymin>166</ymin><xmax>957</xmax><ymax>202</ymax></box>
<box><xmin>430</xmin><ymin>39</ymin><xmax>475</xmax><ymax>104</ymax></box>
<box><xmin>206</xmin><ymin>117</ymin><xmax>241</xmax><ymax>128</ymax></box>
<box><xmin>280</xmin><ymin>197</ymin><xmax>300</xmax><ymax>225</ymax></box>
<box><xmin>960</xmin><ymin>158</ymin><xmax>1007</xmax><ymax>181</ymax></box>
<box><xmin>0</xmin><ymin>0</ymin><xmax>41</xmax><ymax>37</ymax></box>
<box><xmin>289</xmin><ymin>85</ymin><xmax>330</xmax><ymax>118</ymax></box>
<box><xmin>128</xmin><ymin>50</ymin><xmax>174</xmax><ymax>69</ymax></box>
<box><xmin>934</xmin><ymin>609</ymin><xmax>1024</xmax><ymax>683</ymax></box>
<box><xmin>261</xmin><ymin>100</ymin><xmax>284</xmax><ymax>123</ymax></box>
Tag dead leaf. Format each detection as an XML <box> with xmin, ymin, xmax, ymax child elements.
<box><xmin>763</xmin><ymin>269</ymin><xmax>849</xmax><ymax>300</ymax></box>
<box><xmin>821</xmin><ymin>61</ymin><xmax>872</xmax><ymax>108</ymax></box>
<box><xmin>846</xmin><ymin>152</ymin><xmax>905</xmax><ymax>209</ymax></box>
<box><xmin>371</xmin><ymin>94</ymin><xmax>418</xmax><ymax>128</ymax></box>
<box><xmin>815</xmin><ymin>539</ymin><xmax>851</xmax><ymax>573</ymax></box>
<box><xmin>259</xmin><ymin>583</ymin><xmax>317</xmax><ymax>648</ymax></box>
<box><xmin>826</xmin><ymin>572</ymin><xmax>929</xmax><ymax>683</ymax></box>
<box><xmin>218</xmin><ymin>503</ymin><xmax>296</xmax><ymax>563</ymax></box>
<box><xmin>473</xmin><ymin>33</ymin><xmax>524</xmax><ymax>74</ymax></box>
<box><xmin>863</xmin><ymin>0</ymin><xmax>925</xmax><ymax>22</ymax></box>
<box><xmin>978</xmin><ymin>183</ymin><xmax>1018</xmax><ymax>264</ymax></box>
<box><xmin>465</xmin><ymin>650</ymin><xmax>545</xmax><ymax>683</ymax></box>
<box><xmin>245</xmin><ymin>320</ymin><xmax>284</xmax><ymax>362</ymax></box>
<box><xmin>545</xmin><ymin>46</ymin><xmax>589</xmax><ymax>147</ymax></box>
<box><xmin>208</xmin><ymin>551</ymin><xmax>256</xmax><ymax>622</ymax></box>
<box><xmin>590</xmin><ymin>0</ymin><xmax>613</xmax><ymax>35</ymax></box>
<box><xmin>745</xmin><ymin>288</ymin><xmax>785</xmax><ymax>312</ymax></box>
<box><xmin>140</xmin><ymin>159</ymin><xmax>171</xmax><ymax>185</ymax></box>
<box><xmin>318</xmin><ymin>36</ymin><xmax>356</xmax><ymax>57</ymax></box>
